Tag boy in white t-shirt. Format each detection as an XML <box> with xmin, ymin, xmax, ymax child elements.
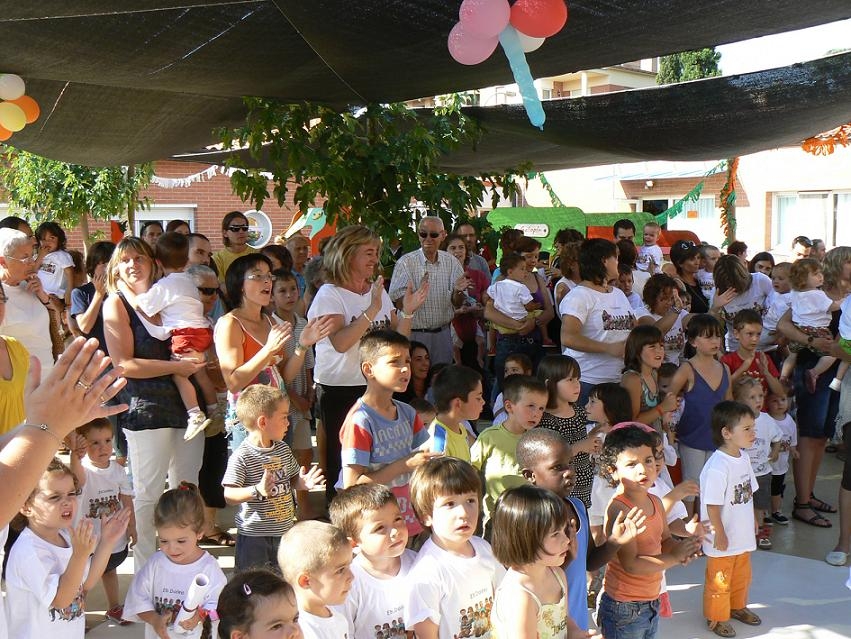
<box><xmin>278</xmin><ymin>521</ymin><xmax>354</xmax><ymax>639</ymax></box>
<box><xmin>765</xmin><ymin>390</ymin><xmax>798</xmax><ymax>525</ymax></box>
<box><xmin>129</xmin><ymin>232</ymin><xmax>218</xmax><ymax>440</ymax></box>
<box><xmin>486</xmin><ymin>253</ymin><xmax>541</xmax><ymax>334</ymax></box>
<box><xmin>330</xmin><ymin>484</ymin><xmax>418</xmax><ymax>639</ymax></box>
<box><xmin>700</xmin><ymin>401</ymin><xmax>761</xmax><ymax>637</ymax></box>
<box><xmin>697</xmin><ymin>244</ymin><xmax>720</xmax><ymax>298</ymax></box>
<box><xmin>636</xmin><ymin>221</ymin><xmax>663</xmax><ymax>274</ymax></box>
<box><xmin>405</xmin><ymin>457</ymin><xmax>505</xmax><ymax>639</ymax></box>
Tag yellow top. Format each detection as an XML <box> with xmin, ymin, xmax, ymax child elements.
<box><xmin>212</xmin><ymin>245</ymin><xmax>259</xmax><ymax>281</ymax></box>
<box><xmin>0</xmin><ymin>336</ymin><xmax>29</xmax><ymax>434</ymax></box>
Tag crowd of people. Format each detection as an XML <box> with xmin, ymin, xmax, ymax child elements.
<box><xmin>0</xmin><ymin>210</ymin><xmax>850</xmax><ymax>639</ymax></box>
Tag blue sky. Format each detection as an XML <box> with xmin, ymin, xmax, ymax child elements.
<box><xmin>717</xmin><ymin>18</ymin><xmax>851</xmax><ymax>75</ymax></box>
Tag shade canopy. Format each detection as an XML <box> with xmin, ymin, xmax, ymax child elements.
<box><xmin>1</xmin><ymin>1</ymin><xmax>850</xmax><ymax>170</ymax></box>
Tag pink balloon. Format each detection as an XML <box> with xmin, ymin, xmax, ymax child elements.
<box><xmin>447</xmin><ymin>22</ymin><xmax>499</xmax><ymax>65</ymax></box>
<box><xmin>459</xmin><ymin>0</ymin><xmax>511</xmax><ymax>38</ymax></box>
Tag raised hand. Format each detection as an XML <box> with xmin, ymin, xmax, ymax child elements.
<box><xmin>265</xmin><ymin>322</ymin><xmax>292</xmax><ymax>356</ymax></box>
<box><xmin>299</xmin><ymin>316</ymin><xmax>334</xmax><ymax>347</ymax></box>
<box><xmin>402</xmin><ymin>279</ymin><xmax>429</xmax><ymax>315</ymax></box>
<box><xmin>298</xmin><ymin>465</ymin><xmax>326</xmax><ymax>490</ymax></box>
<box><xmin>100</xmin><ymin>507</ymin><xmax>132</xmax><ymax>547</ymax></box>
<box><xmin>70</xmin><ymin>519</ymin><xmax>98</xmax><ymax>558</ymax></box>
<box><xmin>609</xmin><ymin>506</ymin><xmax>647</xmax><ymax>546</ymax></box>
<box><xmin>405</xmin><ymin>449</ymin><xmax>444</xmax><ymax>471</ymax></box>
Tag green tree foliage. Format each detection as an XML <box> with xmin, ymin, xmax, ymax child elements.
<box><xmin>657</xmin><ymin>48</ymin><xmax>721</xmax><ymax>85</ymax></box>
<box><xmin>219</xmin><ymin>96</ymin><xmax>529</xmax><ymax>252</ymax></box>
<box><xmin>0</xmin><ymin>148</ymin><xmax>153</xmax><ymax>243</ymax></box>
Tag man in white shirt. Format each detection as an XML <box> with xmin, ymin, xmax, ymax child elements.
<box><xmin>389</xmin><ymin>216</ymin><xmax>469</xmax><ymax>365</ymax></box>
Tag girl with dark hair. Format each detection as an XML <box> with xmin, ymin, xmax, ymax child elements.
<box><xmin>212</xmin><ymin>210</ymin><xmax>258</xmax><ymax>282</ymax></box>
<box><xmin>165</xmin><ymin>219</ymin><xmax>191</xmax><ymax>235</ymax></box>
<box><xmin>36</xmin><ymin>221</ymin><xmax>74</xmax><ymax>359</ymax></box>
<box><xmin>621</xmin><ymin>325</ymin><xmax>679</xmax><ymax>431</ymax></box>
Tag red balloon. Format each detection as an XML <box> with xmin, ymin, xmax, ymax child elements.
<box><xmin>510</xmin><ymin>0</ymin><xmax>568</xmax><ymax>38</ymax></box>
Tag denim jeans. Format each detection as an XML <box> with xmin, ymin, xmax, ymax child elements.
<box><xmin>598</xmin><ymin>592</ymin><xmax>660</xmax><ymax>639</ymax></box>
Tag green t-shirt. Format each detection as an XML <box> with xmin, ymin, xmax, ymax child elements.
<box><xmin>471</xmin><ymin>424</ymin><xmax>526</xmax><ymax>537</ymax></box>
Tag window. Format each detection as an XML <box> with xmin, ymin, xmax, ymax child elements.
<box><xmin>772</xmin><ymin>192</ymin><xmax>830</xmax><ymax>249</ymax></box>
<box><xmin>133</xmin><ymin>204</ymin><xmax>196</xmax><ymax>235</ymax></box>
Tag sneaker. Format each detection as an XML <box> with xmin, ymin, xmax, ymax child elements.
<box><xmin>757</xmin><ymin>536</ymin><xmax>773</xmax><ymax>550</ymax></box>
<box><xmin>106</xmin><ymin>605</ymin><xmax>130</xmax><ymax>626</ymax></box>
<box><xmin>771</xmin><ymin>511</ymin><xmax>790</xmax><ymax>525</ymax></box>
<box><xmin>762</xmin><ymin>517</ymin><xmax>774</xmax><ymax>527</ymax></box>
<box><xmin>829</xmin><ymin>377</ymin><xmax>843</xmax><ymax>391</ymax></box>
<box><xmin>184</xmin><ymin>411</ymin><xmax>211</xmax><ymax>441</ymax></box>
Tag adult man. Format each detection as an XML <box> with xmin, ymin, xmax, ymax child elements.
<box><xmin>792</xmin><ymin>235</ymin><xmax>813</xmax><ymax>261</ymax></box>
<box><xmin>389</xmin><ymin>216</ymin><xmax>469</xmax><ymax>365</ymax></box>
<box><xmin>286</xmin><ymin>233</ymin><xmax>310</xmax><ymax>294</ymax></box>
<box><xmin>455</xmin><ymin>222</ymin><xmax>491</xmax><ymax>278</ymax></box>
<box><xmin>613</xmin><ymin>219</ymin><xmax>636</xmax><ymax>243</ymax></box>
<box><xmin>811</xmin><ymin>238</ymin><xmax>826</xmax><ymax>263</ymax></box>
<box><xmin>0</xmin><ymin>228</ymin><xmax>54</xmax><ymax>373</ymax></box>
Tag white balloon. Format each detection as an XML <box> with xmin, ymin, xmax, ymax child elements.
<box><xmin>0</xmin><ymin>74</ymin><xmax>25</xmax><ymax>101</ymax></box>
<box><xmin>516</xmin><ymin>32</ymin><xmax>546</xmax><ymax>53</ymax></box>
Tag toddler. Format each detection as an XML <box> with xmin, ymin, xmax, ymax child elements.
<box><xmin>217</xmin><ymin>569</ymin><xmax>302</xmax><ymax>639</ymax></box>
<box><xmin>617</xmin><ymin>263</ymin><xmax>643</xmax><ymax>310</ymax></box>
<box><xmin>487</xmin><ymin>253</ymin><xmax>542</xmax><ymax>334</ymax></box>
<box><xmin>636</xmin><ymin>222</ymin><xmax>663</xmax><ymax>274</ymax></box>
<box><xmin>765</xmin><ymin>390</ymin><xmax>797</xmax><ymax>525</ymax></box>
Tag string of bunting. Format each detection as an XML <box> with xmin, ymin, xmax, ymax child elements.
<box><xmin>530</xmin><ymin>171</ymin><xmax>565</xmax><ymax>208</ymax></box>
<box><xmin>801</xmin><ymin>122</ymin><xmax>851</xmax><ymax>156</ymax></box>
<box><xmin>151</xmin><ymin>164</ymin><xmax>272</xmax><ymax>189</ymax></box>
<box><xmin>653</xmin><ymin>160</ymin><xmax>727</xmax><ymax>226</ymax></box>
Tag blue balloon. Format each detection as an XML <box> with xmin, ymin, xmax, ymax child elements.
<box><xmin>498</xmin><ymin>26</ymin><xmax>545</xmax><ymax>130</ymax></box>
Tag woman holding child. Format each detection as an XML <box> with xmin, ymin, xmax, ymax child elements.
<box><xmin>308</xmin><ymin>225</ymin><xmax>428</xmax><ymax>499</ymax></box>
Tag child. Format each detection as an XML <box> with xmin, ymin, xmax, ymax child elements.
<box><xmin>636</xmin><ymin>222</ymin><xmax>662</xmax><ymax>274</ymax></box>
<box><xmin>36</xmin><ymin>221</ymin><xmax>75</xmax><ymax>358</ymax></box>
<box><xmin>616</xmin><ymin>263</ymin><xmax>643</xmax><ymax>311</ymax></box>
<box><xmin>643</xmin><ymin>274</ymin><xmax>690</xmax><ymax>364</ymax></box>
<box><xmin>657</xmin><ymin>363</ymin><xmax>683</xmax><ymax>441</ymax></box>
<box><xmin>340</xmin><ymin>329</ymin><xmax>437</xmax><ymax>536</ymax></box>
<box><xmin>490</xmin><ymin>484</ymin><xmax>598</xmax><ymax>639</ymax></box>
<box><xmin>761</xmin><ymin>262</ymin><xmax>792</xmax><ymax>351</ymax></box>
<box><xmin>405</xmin><ymin>457</ymin><xmax>505</xmax><ymax>639</ymax></box>
<box><xmin>472</xmin><ymin>375</ymin><xmax>549</xmax><ymax>537</ymax></box>
<box><xmin>622</xmin><ymin>325</ymin><xmax>679</xmax><ymax>433</ymax></box>
<box><xmin>721</xmin><ymin>309</ymin><xmax>786</xmax><ymax>399</ymax></box>
<box><xmin>780</xmin><ymin>258</ymin><xmax>844</xmax><ymax>391</ymax></box>
<box><xmin>428</xmin><ymin>364</ymin><xmax>484</xmax><ymax>461</ymax></box>
<box><xmin>486</xmin><ymin>253</ymin><xmax>542</xmax><ymax>334</ymax></box>
<box><xmin>409</xmin><ymin>397</ymin><xmax>436</xmax><ymax>429</ymax></box>
<box><xmin>124</xmin><ymin>483</ymin><xmax>226</xmax><ymax>639</ymax></box>
<box><xmin>492</xmin><ymin>353</ymin><xmax>533</xmax><ymax>426</ymax></box>
<box><xmin>130</xmin><ymin>231</ymin><xmax>218</xmax><ymax>440</ymax></box>
<box><xmin>667</xmin><ymin>314</ymin><xmax>732</xmax><ymax>515</ymax></box>
<box><xmin>766</xmin><ymin>389</ymin><xmax>798</xmax><ymax>524</ymax></box>
<box><xmin>732</xmin><ymin>377</ymin><xmax>781</xmax><ymax>550</ymax></box>
<box><xmin>517</xmin><ymin>428</ymin><xmax>644</xmax><ymax>631</ymax></box>
<box><xmin>536</xmin><ymin>355</ymin><xmax>598</xmax><ymax>508</ymax></box>
<box><xmin>6</xmin><ymin>458</ymin><xmax>131</xmax><ymax>639</ymax></box>
<box><xmin>69</xmin><ymin>418</ymin><xmax>136</xmax><ymax>625</ymax></box>
<box><xmin>698</xmin><ymin>244</ymin><xmax>720</xmax><ymax>298</ymax></box>
<box><xmin>217</xmin><ymin>569</ymin><xmax>302</xmax><ymax>639</ymax></box>
<box><xmin>222</xmin><ymin>384</ymin><xmax>325</xmax><ymax>571</ymax></box>
<box><xmin>271</xmin><ymin>268</ymin><xmax>324</xmax><ymax>518</ymax></box>
<box><xmin>278</xmin><ymin>521</ymin><xmax>353</xmax><ymax>639</ymax></box>
<box><xmin>700</xmin><ymin>401</ymin><xmax>762</xmax><ymax>637</ymax></box>
<box><xmin>597</xmin><ymin>426</ymin><xmax>701</xmax><ymax>639</ymax></box>
<box><xmin>329</xmin><ymin>484</ymin><xmax>417</xmax><ymax>638</ymax></box>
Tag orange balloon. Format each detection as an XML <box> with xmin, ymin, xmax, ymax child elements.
<box><xmin>10</xmin><ymin>95</ymin><xmax>39</xmax><ymax>124</ymax></box>
<box><xmin>0</xmin><ymin>125</ymin><xmax>11</xmax><ymax>141</ymax></box>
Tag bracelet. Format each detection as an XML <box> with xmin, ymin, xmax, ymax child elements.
<box><xmin>41</xmin><ymin>298</ymin><xmax>50</xmax><ymax>306</ymax></box>
<box><xmin>294</xmin><ymin>342</ymin><xmax>307</xmax><ymax>357</ymax></box>
<box><xmin>362</xmin><ymin>311</ymin><xmax>373</xmax><ymax>323</ymax></box>
<box><xmin>24</xmin><ymin>422</ymin><xmax>64</xmax><ymax>445</ymax></box>
<box><xmin>399</xmin><ymin>309</ymin><xmax>414</xmax><ymax>320</ymax></box>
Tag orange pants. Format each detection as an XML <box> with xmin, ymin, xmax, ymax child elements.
<box><xmin>703</xmin><ymin>552</ymin><xmax>752</xmax><ymax>622</ymax></box>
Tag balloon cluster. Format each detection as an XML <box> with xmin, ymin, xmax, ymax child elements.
<box><xmin>0</xmin><ymin>74</ymin><xmax>40</xmax><ymax>142</ymax></box>
<box><xmin>447</xmin><ymin>0</ymin><xmax>568</xmax><ymax>130</ymax></box>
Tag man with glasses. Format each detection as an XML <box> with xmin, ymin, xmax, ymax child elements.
<box><xmin>455</xmin><ymin>222</ymin><xmax>491</xmax><ymax>279</ymax></box>
<box><xmin>0</xmin><ymin>227</ymin><xmax>55</xmax><ymax>373</ymax></box>
<box><xmin>389</xmin><ymin>216</ymin><xmax>469</xmax><ymax>365</ymax></box>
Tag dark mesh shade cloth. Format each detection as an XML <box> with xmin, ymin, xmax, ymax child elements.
<box><xmin>0</xmin><ymin>1</ymin><xmax>850</xmax><ymax>168</ymax></box>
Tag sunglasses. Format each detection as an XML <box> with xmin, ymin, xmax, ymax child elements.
<box><xmin>228</xmin><ymin>224</ymin><xmax>250</xmax><ymax>232</ymax></box>
<box><xmin>419</xmin><ymin>231</ymin><xmax>441</xmax><ymax>239</ymax></box>
<box><xmin>677</xmin><ymin>241</ymin><xmax>696</xmax><ymax>249</ymax></box>
<box><xmin>197</xmin><ymin>286</ymin><xmax>219</xmax><ymax>296</ymax></box>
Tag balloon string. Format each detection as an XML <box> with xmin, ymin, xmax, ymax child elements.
<box><xmin>498</xmin><ymin>26</ymin><xmax>546</xmax><ymax>130</ymax></box>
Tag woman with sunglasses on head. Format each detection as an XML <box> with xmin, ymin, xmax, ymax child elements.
<box><xmin>212</xmin><ymin>211</ymin><xmax>258</xmax><ymax>283</ymax></box>
<box><xmin>669</xmin><ymin>239</ymin><xmax>714</xmax><ymax>315</ymax></box>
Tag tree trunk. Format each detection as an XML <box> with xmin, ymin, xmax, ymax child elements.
<box><xmin>79</xmin><ymin>213</ymin><xmax>91</xmax><ymax>250</ymax></box>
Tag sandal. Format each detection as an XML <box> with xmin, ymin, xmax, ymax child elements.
<box><xmin>809</xmin><ymin>494</ymin><xmax>837</xmax><ymax>513</ymax></box>
<box><xmin>792</xmin><ymin>503</ymin><xmax>832</xmax><ymax>528</ymax></box>
<box><xmin>707</xmin><ymin>620</ymin><xmax>736</xmax><ymax>637</ymax></box>
<box><xmin>730</xmin><ymin>608</ymin><xmax>762</xmax><ymax>626</ymax></box>
<box><xmin>200</xmin><ymin>530</ymin><xmax>236</xmax><ymax>547</ymax></box>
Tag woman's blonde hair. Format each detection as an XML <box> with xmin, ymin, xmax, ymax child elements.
<box><xmin>822</xmin><ymin>246</ymin><xmax>851</xmax><ymax>293</ymax></box>
<box><xmin>106</xmin><ymin>236</ymin><xmax>156</xmax><ymax>293</ymax></box>
<box><xmin>322</xmin><ymin>225</ymin><xmax>381</xmax><ymax>286</ymax></box>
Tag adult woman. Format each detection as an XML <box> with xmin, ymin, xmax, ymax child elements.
<box><xmin>444</xmin><ymin>233</ymin><xmax>488</xmax><ymax>368</ymax></box>
<box><xmin>214</xmin><ymin>254</ymin><xmax>331</xmax><ymax>452</ymax></box>
<box><xmin>0</xmin><ymin>281</ymin><xmax>28</xmax><ymax>435</ymax></box>
<box><xmin>713</xmin><ymin>254</ymin><xmax>772</xmax><ymax>351</ymax></box>
<box><xmin>212</xmin><ymin>211</ymin><xmax>257</xmax><ymax>283</ymax></box>
<box><xmin>749</xmin><ymin>251</ymin><xmax>775</xmax><ymax>277</ymax></box>
<box><xmin>307</xmin><ymin>225</ymin><xmax>426</xmax><ymax>499</ymax></box>
<box><xmin>670</xmin><ymin>239</ymin><xmax>712</xmax><ymax>314</ymax></box>
<box><xmin>139</xmin><ymin>221</ymin><xmax>163</xmax><ymax>248</ymax></box>
<box><xmin>395</xmin><ymin>341</ymin><xmax>433</xmax><ymax>404</ymax></box>
<box><xmin>103</xmin><ymin>237</ymin><xmax>206</xmax><ymax>571</ymax></box>
<box><xmin>165</xmin><ymin>219</ymin><xmax>191</xmax><ymax>235</ymax></box>
<box><xmin>777</xmin><ymin>246</ymin><xmax>851</xmax><ymax>529</ymax></box>
<box><xmin>490</xmin><ymin>227</ymin><xmax>524</xmax><ymax>282</ymax></box>
<box><xmin>485</xmin><ymin>236</ymin><xmax>555</xmax><ymax>389</ymax></box>
<box><xmin>68</xmin><ymin>241</ymin><xmax>116</xmax><ymax>347</ymax></box>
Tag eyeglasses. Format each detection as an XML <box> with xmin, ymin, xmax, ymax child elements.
<box><xmin>245</xmin><ymin>273</ymin><xmax>277</xmax><ymax>283</ymax></box>
<box><xmin>677</xmin><ymin>241</ymin><xmax>696</xmax><ymax>249</ymax></box>
<box><xmin>4</xmin><ymin>252</ymin><xmax>38</xmax><ymax>264</ymax></box>
<box><xmin>197</xmin><ymin>286</ymin><xmax>219</xmax><ymax>296</ymax></box>
<box><xmin>228</xmin><ymin>224</ymin><xmax>250</xmax><ymax>232</ymax></box>
<box><xmin>419</xmin><ymin>231</ymin><xmax>441</xmax><ymax>239</ymax></box>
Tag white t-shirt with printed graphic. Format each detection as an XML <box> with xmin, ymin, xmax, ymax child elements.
<box><xmin>299</xmin><ymin>606</ymin><xmax>350</xmax><ymax>639</ymax></box>
<box><xmin>6</xmin><ymin>528</ymin><xmax>89</xmax><ymax>639</ymax></box>
<box><xmin>745</xmin><ymin>412</ymin><xmax>783</xmax><ymax>477</ymax></box>
<box><xmin>405</xmin><ymin>536</ymin><xmax>505</xmax><ymax>639</ymax></box>
<box><xmin>790</xmin><ymin>289</ymin><xmax>834</xmax><ymax>328</ymax></box>
<box><xmin>636</xmin><ymin>244</ymin><xmax>663</xmax><ymax>273</ymax></box>
<box><xmin>308</xmin><ymin>283</ymin><xmax>395</xmax><ymax>386</ymax></box>
<box><xmin>716</xmin><ymin>272</ymin><xmax>774</xmax><ymax>351</ymax></box>
<box><xmin>487</xmin><ymin>279</ymin><xmax>533</xmax><ymax>320</ymax></box>
<box><xmin>74</xmin><ymin>457</ymin><xmax>133</xmax><ymax>553</ymax></box>
<box><xmin>37</xmin><ymin>250</ymin><xmax>75</xmax><ymax>297</ymax></box>
<box><xmin>559</xmin><ymin>285</ymin><xmax>648</xmax><ymax>384</ymax></box>
<box><xmin>769</xmin><ymin>413</ymin><xmax>797</xmax><ymax>476</ymax></box>
<box><xmin>123</xmin><ymin>550</ymin><xmax>226</xmax><ymax>639</ymax></box>
<box><xmin>344</xmin><ymin>549</ymin><xmax>416</xmax><ymax>639</ymax></box>
<box><xmin>700</xmin><ymin>450</ymin><xmax>758</xmax><ymax>557</ymax></box>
